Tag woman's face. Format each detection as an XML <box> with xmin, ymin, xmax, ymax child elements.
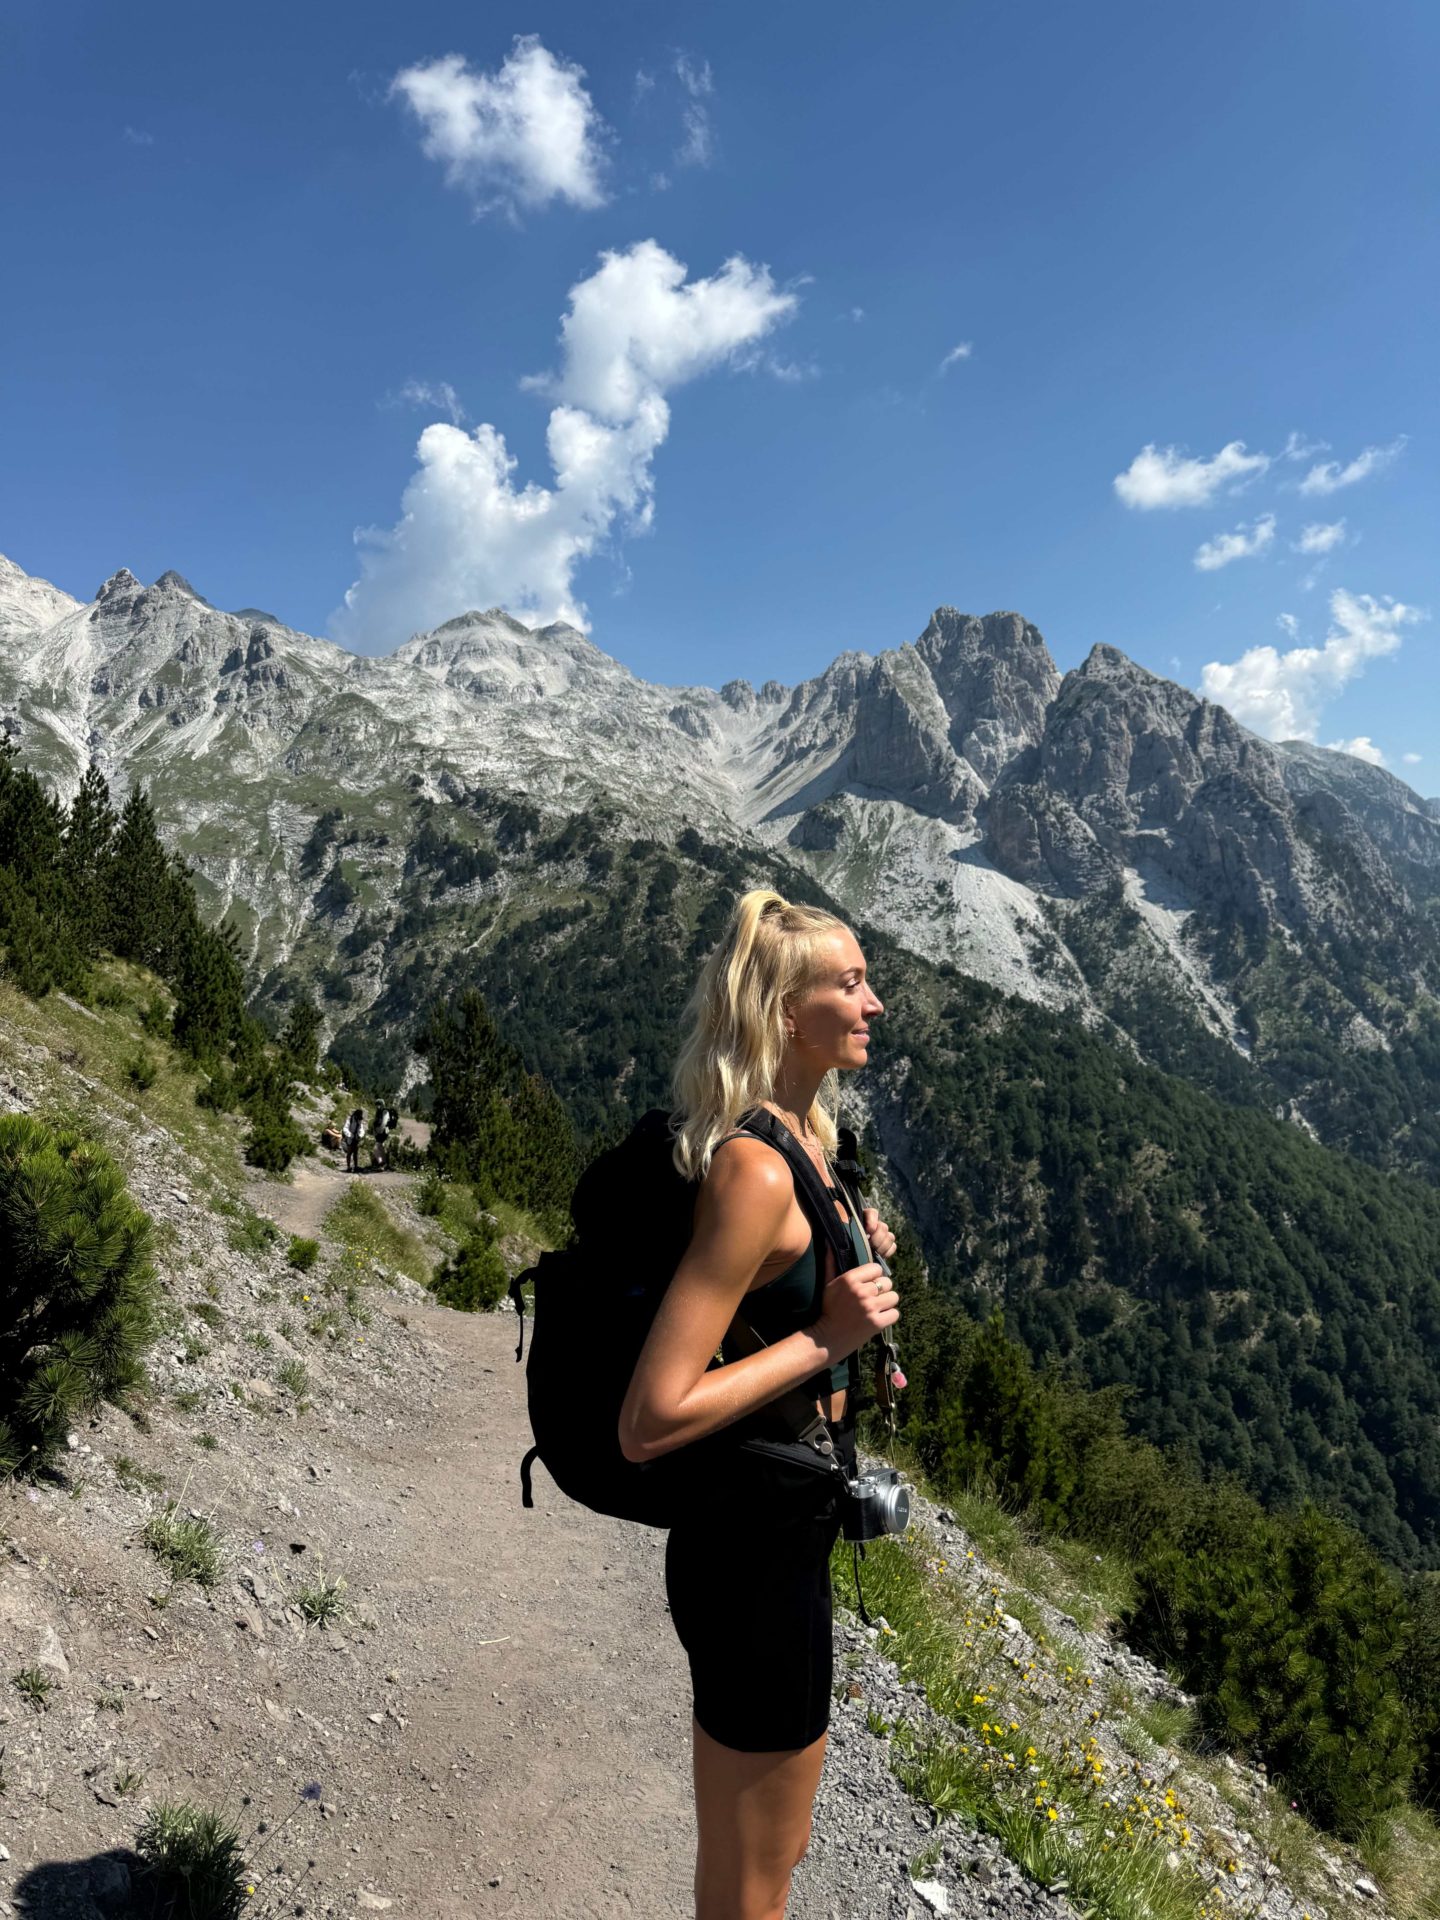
<box><xmin>788</xmin><ymin>929</ymin><xmax>884</xmax><ymax>1071</ymax></box>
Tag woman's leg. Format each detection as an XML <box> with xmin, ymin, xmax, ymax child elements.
<box><xmin>691</xmin><ymin>1716</ymin><xmax>827</xmax><ymax>1920</ymax></box>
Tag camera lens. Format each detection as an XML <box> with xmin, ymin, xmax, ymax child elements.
<box><xmin>885</xmin><ymin>1481</ymin><xmax>911</xmax><ymax>1532</ymax></box>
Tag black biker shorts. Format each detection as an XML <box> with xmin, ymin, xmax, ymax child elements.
<box><xmin>664</xmin><ymin>1423</ymin><xmax>856</xmax><ymax>1753</ymax></box>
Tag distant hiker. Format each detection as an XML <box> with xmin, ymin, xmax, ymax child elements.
<box><xmin>617</xmin><ymin>889</ymin><xmax>899</xmax><ymax>1919</ymax></box>
<box><xmin>340</xmin><ymin>1107</ymin><xmax>365</xmax><ymax>1174</ymax></box>
<box><xmin>371</xmin><ymin>1102</ymin><xmax>397</xmax><ymax>1170</ymax></box>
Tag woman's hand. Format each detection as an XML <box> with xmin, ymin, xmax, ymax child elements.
<box><xmin>861</xmin><ymin>1206</ymin><xmax>897</xmax><ymax>1264</ymax></box>
<box><xmin>816</xmin><ymin>1259</ymin><xmax>900</xmax><ymax>1362</ymax></box>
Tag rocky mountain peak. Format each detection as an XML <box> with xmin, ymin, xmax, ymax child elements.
<box><xmin>911</xmin><ymin>608</ymin><xmax>1060</xmax><ymax>787</ymax></box>
<box><xmin>96</xmin><ymin>568</ymin><xmax>141</xmax><ymax>602</ymax></box>
<box><xmin>152</xmin><ymin>570</ymin><xmax>212</xmax><ymax>604</ymax></box>
<box><xmin>1075</xmin><ymin>641</ymin><xmax>1140</xmax><ymax>680</ymax></box>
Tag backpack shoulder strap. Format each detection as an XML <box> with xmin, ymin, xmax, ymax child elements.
<box><xmin>734</xmin><ymin>1109</ymin><xmax>854</xmax><ymax>1270</ymax></box>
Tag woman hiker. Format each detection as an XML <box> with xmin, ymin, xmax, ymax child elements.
<box><xmin>619</xmin><ymin>888</ymin><xmax>900</xmax><ymax>1920</ymax></box>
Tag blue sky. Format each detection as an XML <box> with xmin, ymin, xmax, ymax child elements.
<box><xmin>2</xmin><ymin>1</ymin><xmax>1436</xmax><ymax>782</ymax></box>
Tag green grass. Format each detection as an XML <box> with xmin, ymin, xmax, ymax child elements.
<box><xmin>134</xmin><ymin>1801</ymin><xmax>249</xmax><ymax>1920</ymax></box>
<box><xmin>833</xmin><ymin>1525</ymin><xmax>1237</xmax><ymax>1920</ymax></box>
<box><xmin>114</xmin><ymin>1455</ymin><xmax>166</xmax><ymax>1495</ymax></box>
<box><xmin>1128</xmin><ymin>1697</ymin><xmax>1198</xmax><ymax>1753</ymax></box>
<box><xmin>323</xmin><ymin>1182</ymin><xmax>430</xmax><ymax>1284</ymax></box>
<box><xmin>0</xmin><ymin>965</ymin><xmax>246</xmax><ymax>1200</ymax></box>
<box><xmin>141</xmin><ymin>1502</ymin><xmax>221</xmax><ymax>1587</ymax></box>
<box><xmin>12</xmin><ymin>1666</ymin><xmax>55</xmax><ymax>1711</ymax></box>
<box><xmin>292</xmin><ymin>1570</ymin><xmax>348</xmax><ymax>1626</ymax></box>
<box><xmin>286</xmin><ymin>1234</ymin><xmax>320</xmax><ymax>1271</ymax></box>
<box><xmin>276</xmin><ymin>1358</ymin><xmax>308</xmax><ymax>1397</ymax></box>
<box><xmin>1371</xmin><ymin>1804</ymin><xmax>1440</xmax><ymax>1920</ymax></box>
<box><xmin>225</xmin><ymin>1207</ymin><xmax>279</xmax><ymax>1256</ymax></box>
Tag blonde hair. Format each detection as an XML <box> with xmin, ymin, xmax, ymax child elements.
<box><xmin>669</xmin><ymin>887</ymin><xmax>851</xmax><ymax>1181</ymax></box>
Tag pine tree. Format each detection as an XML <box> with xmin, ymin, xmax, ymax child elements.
<box><xmin>171</xmin><ymin>922</ymin><xmax>246</xmax><ymax>1061</ymax></box>
<box><xmin>106</xmin><ymin>786</ymin><xmax>184</xmax><ymax>973</ymax></box>
<box><xmin>60</xmin><ymin>761</ymin><xmax>117</xmax><ymax>960</ymax></box>
<box><xmin>419</xmin><ymin>988</ymin><xmax>575</xmax><ymax>1231</ymax></box>
<box><xmin>280</xmin><ymin>991</ymin><xmax>322</xmax><ymax>1079</ymax></box>
<box><xmin>0</xmin><ymin>738</ymin><xmax>86</xmax><ymax>995</ymax></box>
<box><xmin>0</xmin><ymin>1114</ymin><xmax>157</xmax><ymax>1475</ymax></box>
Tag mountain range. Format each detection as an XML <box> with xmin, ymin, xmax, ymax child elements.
<box><xmin>3</xmin><ymin>550</ymin><xmax>1437</xmax><ymax>1181</ymax></box>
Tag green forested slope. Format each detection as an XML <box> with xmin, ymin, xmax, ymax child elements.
<box><xmin>335</xmin><ymin>820</ymin><xmax>1440</xmax><ymax>1567</ymax></box>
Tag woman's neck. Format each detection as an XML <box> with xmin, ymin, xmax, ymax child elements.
<box><xmin>764</xmin><ymin>1063</ymin><xmax>827</xmax><ymax>1142</ymax></box>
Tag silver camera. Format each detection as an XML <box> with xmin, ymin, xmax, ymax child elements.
<box><xmin>840</xmin><ymin>1463</ymin><xmax>911</xmax><ymax>1541</ymax></box>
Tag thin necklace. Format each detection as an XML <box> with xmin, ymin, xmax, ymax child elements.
<box><xmin>766</xmin><ymin>1101</ymin><xmax>830</xmax><ymax>1179</ymax></box>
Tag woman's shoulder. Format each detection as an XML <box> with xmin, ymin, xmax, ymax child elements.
<box><xmin>702</xmin><ymin>1132</ymin><xmax>792</xmax><ymax>1205</ymax></box>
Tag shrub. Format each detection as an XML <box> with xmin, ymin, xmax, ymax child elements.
<box><xmin>195</xmin><ymin>1068</ymin><xmax>239</xmax><ymax>1111</ymax></box>
<box><xmin>243</xmin><ymin>1107</ymin><xmax>308</xmax><ymax>1174</ymax></box>
<box><xmin>415</xmin><ymin>1170</ymin><xmax>446</xmax><ymax>1217</ymax></box>
<box><xmin>1402</xmin><ymin>1572</ymin><xmax>1440</xmax><ymax>1806</ymax></box>
<box><xmin>0</xmin><ymin>1115</ymin><xmax>157</xmax><ymax>1477</ymax></box>
<box><xmin>431</xmin><ymin>1228</ymin><xmax>508</xmax><ymax>1312</ymax></box>
<box><xmin>286</xmin><ymin>1235</ymin><xmax>320</xmax><ymax>1272</ymax></box>
<box><xmin>139</xmin><ymin>993</ymin><xmax>172</xmax><ymax>1038</ymax></box>
<box><xmin>1131</xmin><ymin>1493</ymin><xmax>1415</xmax><ymax>1836</ymax></box>
<box><xmin>134</xmin><ymin>1800</ymin><xmax>248</xmax><ymax>1920</ymax></box>
<box><xmin>224</xmin><ymin>1209</ymin><xmax>277</xmax><ymax>1256</ymax></box>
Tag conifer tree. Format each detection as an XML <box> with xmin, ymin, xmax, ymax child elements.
<box><xmin>280</xmin><ymin>991</ymin><xmax>322</xmax><ymax>1079</ymax></box>
<box><xmin>61</xmin><ymin>761</ymin><xmax>117</xmax><ymax>960</ymax></box>
<box><xmin>419</xmin><ymin>988</ymin><xmax>575</xmax><ymax>1233</ymax></box>
<box><xmin>107</xmin><ymin>786</ymin><xmax>184</xmax><ymax>973</ymax></box>
<box><xmin>0</xmin><ymin>1114</ymin><xmax>157</xmax><ymax>1475</ymax></box>
<box><xmin>0</xmin><ymin>736</ymin><xmax>85</xmax><ymax>995</ymax></box>
<box><xmin>171</xmin><ymin>922</ymin><xmax>246</xmax><ymax>1061</ymax></box>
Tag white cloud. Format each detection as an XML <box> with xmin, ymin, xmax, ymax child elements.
<box><xmin>1403</xmin><ymin>752</ymin><xmax>1423</xmax><ymax>765</ymax></box>
<box><xmin>1114</xmin><ymin>439</ymin><xmax>1270</xmax><ymax>510</ymax></box>
<box><xmin>1282</xmin><ymin>430</ymin><xmax>1328</xmax><ymax>462</ymax></box>
<box><xmin>385</xmin><ymin>379</ymin><xmax>466</xmax><ymax>425</ymax></box>
<box><xmin>1298</xmin><ymin>436</ymin><xmax>1407</xmax><ymax>496</ymax></box>
<box><xmin>1199</xmin><ymin>587</ymin><xmax>1422</xmax><ymax>740</ymax></box>
<box><xmin>673</xmin><ymin>52</ymin><xmax>715</xmax><ymax>168</ymax></box>
<box><xmin>522</xmin><ymin>240</ymin><xmax>796</xmax><ymax>420</ymax></box>
<box><xmin>1193</xmin><ymin>513</ymin><xmax>1276</xmax><ymax>572</ymax></box>
<box><xmin>390</xmin><ymin>37</ymin><xmax>607</xmax><ymax>216</ymax></box>
<box><xmin>1276</xmin><ymin>612</ymin><xmax>1299</xmax><ymax>638</ymax></box>
<box><xmin>1324</xmin><ymin>735</ymin><xmax>1386</xmax><ymax>766</ymax></box>
<box><xmin>333</xmin><ymin>241</ymin><xmax>797</xmax><ymax>647</ymax></box>
<box><xmin>1294</xmin><ymin>519</ymin><xmax>1346</xmax><ymax>555</ymax></box>
<box><xmin>939</xmin><ymin>342</ymin><xmax>973</xmax><ymax>373</ymax></box>
<box><xmin>123</xmin><ymin>125</ymin><xmax>156</xmax><ymax>147</ymax></box>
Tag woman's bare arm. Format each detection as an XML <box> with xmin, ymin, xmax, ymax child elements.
<box><xmin>617</xmin><ymin>1138</ymin><xmax>892</xmax><ymax>1463</ymax></box>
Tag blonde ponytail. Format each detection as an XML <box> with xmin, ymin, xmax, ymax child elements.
<box><xmin>669</xmin><ymin>887</ymin><xmax>850</xmax><ymax>1180</ymax></box>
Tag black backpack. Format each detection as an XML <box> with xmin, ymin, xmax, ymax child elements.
<box><xmin>510</xmin><ymin>1107</ymin><xmax>865</xmax><ymax>1527</ymax></box>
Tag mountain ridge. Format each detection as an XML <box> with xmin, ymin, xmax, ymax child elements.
<box><xmin>2</xmin><ymin>549</ymin><xmax>1437</xmax><ymax>1183</ymax></box>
